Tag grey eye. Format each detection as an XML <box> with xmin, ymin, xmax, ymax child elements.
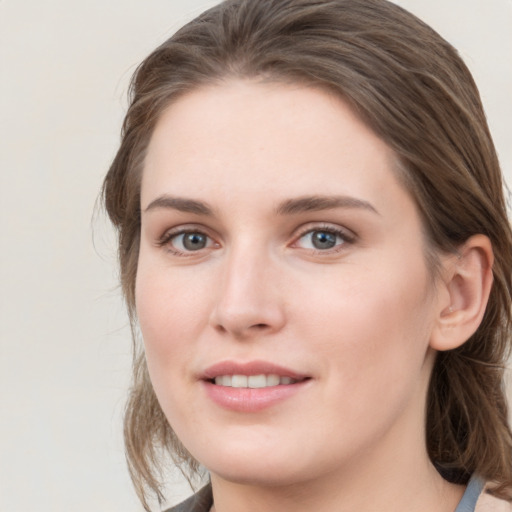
<box><xmin>311</xmin><ymin>231</ymin><xmax>337</xmax><ymax>249</ymax></box>
<box><xmin>297</xmin><ymin>229</ymin><xmax>345</xmax><ymax>250</ymax></box>
<box><xmin>172</xmin><ymin>232</ymin><xmax>211</xmax><ymax>251</ymax></box>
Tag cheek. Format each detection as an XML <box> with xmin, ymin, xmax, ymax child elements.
<box><xmin>135</xmin><ymin>265</ymin><xmax>169</xmax><ymax>353</ymax></box>
<box><xmin>135</xmin><ymin>257</ymin><xmax>198</xmax><ymax>383</ymax></box>
<box><xmin>293</xmin><ymin>260</ymin><xmax>435</xmax><ymax>403</ymax></box>
<box><xmin>136</xmin><ymin>253</ymin><xmax>208</xmax><ymax>342</ymax></box>
<box><xmin>135</xmin><ymin>266</ymin><xmax>204</xmax><ymax>430</ymax></box>
<box><xmin>134</xmin><ymin>256</ymin><xmax>225</xmax><ymax>426</ymax></box>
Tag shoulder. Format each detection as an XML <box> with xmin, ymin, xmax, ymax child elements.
<box><xmin>163</xmin><ymin>484</ymin><xmax>213</xmax><ymax>512</ymax></box>
<box><xmin>475</xmin><ymin>485</ymin><xmax>512</xmax><ymax>512</ymax></box>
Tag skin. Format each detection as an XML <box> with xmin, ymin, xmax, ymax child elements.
<box><xmin>136</xmin><ymin>80</ymin><xmax>466</xmax><ymax>512</ymax></box>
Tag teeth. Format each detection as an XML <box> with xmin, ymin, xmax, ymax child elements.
<box><xmin>231</xmin><ymin>375</ymin><xmax>247</xmax><ymax>388</ymax></box>
<box><xmin>248</xmin><ymin>375</ymin><xmax>266</xmax><ymax>388</ymax></box>
<box><xmin>266</xmin><ymin>374</ymin><xmax>280</xmax><ymax>386</ymax></box>
<box><xmin>220</xmin><ymin>375</ymin><xmax>232</xmax><ymax>386</ymax></box>
<box><xmin>213</xmin><ymin>374</ymin><xmax>298</xmax><ymax>388</ymax></box>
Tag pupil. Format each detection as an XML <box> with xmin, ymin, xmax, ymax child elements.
<box><xmin>183</xmin><ymin>233</ymin><xmax>206</xmax><ymax>250</ymax></box>
<box><xmin>312</xmin><ymin>231</ymin><xmax>336</xmax><ymax>249</ymax></box>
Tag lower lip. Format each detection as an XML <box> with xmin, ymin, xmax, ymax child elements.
<box><xmin>202</xmin><ymin>380</ymin><xmax>310</xmax><ymax>412</ymax></box>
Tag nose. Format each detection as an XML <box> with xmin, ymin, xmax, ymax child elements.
<box><xmin>209</xmin><ymin>245</ymin><xmax>286</xmax><ymax>340</ymax></box>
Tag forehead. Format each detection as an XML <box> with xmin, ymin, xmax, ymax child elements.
<box><xmin>141</xmin><ymin>79</ymin><xmax>409</xmax><ymax>218</ymax></box>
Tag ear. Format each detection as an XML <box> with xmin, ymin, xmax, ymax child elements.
<box><xmin>429</xmin><ymin>234</ymin><xmax>494</xmax><ymax>352</ymax></box>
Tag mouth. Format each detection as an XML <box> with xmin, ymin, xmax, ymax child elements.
<box><xmin>200</xmin><ymin>361</ymin><xmax>311</xmax><ymax>412</ymax></box>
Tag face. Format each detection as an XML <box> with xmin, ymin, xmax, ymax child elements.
<box><xmin>137</xmin><ymin>80</ymin><xmax>441</xmax><ymax>488</ymax></box>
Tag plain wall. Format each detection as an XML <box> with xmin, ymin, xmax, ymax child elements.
<box><xmin>1</xmin><ymin>1</ymin><xmax>510</xmax><ymax>511</ymax></box>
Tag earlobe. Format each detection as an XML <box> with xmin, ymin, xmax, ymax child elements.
<box><xmin>430</xmin><ymin>234</ymin><xmax>494</xmax><ymax>352</ymax></box>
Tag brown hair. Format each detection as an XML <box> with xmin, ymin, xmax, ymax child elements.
<box><xmin>102</xmin><ymin>0</ymin><xmax>512</xmax><ymax>508</ymax></box>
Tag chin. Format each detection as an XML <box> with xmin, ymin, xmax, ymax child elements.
<box><xmin>207</xmin><ymin>458</ymin><xmax>310</xmax><ymax>488</ymax></box>
<box><xmin>193</xmin><ymin>436</ymin><xmax>335</xmax><ymax>489</ymax></box>
<box><xmin>201</xmin><ymin>445</ymin><xmax>292</xmax><ymax>484</ymax></box>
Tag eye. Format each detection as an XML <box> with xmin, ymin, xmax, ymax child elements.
<box><xmin>161</xmin><ymin>230</ymin><xmax>216</xmax><ymax>254</ymax></box>
<box><xmin>295</xmin><ymin>227</ymin><xmax>352</xmax><ymax>251</ymax></box>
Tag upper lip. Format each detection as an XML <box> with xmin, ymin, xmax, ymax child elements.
<box><xmin>201</xmin><ymin>360</ymin><xmax>309</xmax><ymax>381</ymax></box>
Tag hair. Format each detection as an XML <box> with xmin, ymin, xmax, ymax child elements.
<box><xmin>102</xmin><ymin>0</ymin><xmax>512</xmax><ymax>508</ymax></box>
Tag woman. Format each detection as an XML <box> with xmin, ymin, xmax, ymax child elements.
<box><xmin>102</xmin><ymin>0</ymin><xmax>512</xmax><ymax>511</ymax></box>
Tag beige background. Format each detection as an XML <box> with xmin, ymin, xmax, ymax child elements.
<box><xmin>1</xmin><ymin>1</ymin><xmax>510</xmax><ymax>511</ymax></box>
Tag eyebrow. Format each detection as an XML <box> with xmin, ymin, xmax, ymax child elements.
<box><xmin>276</xmin><ymin>195</ymin><xmax>379</xmax><ymax>216</ymax></box>
<box><xmin>144</xmin><ymin>195</ymin><xmax>213</xmax><ymax>215</ymax></box>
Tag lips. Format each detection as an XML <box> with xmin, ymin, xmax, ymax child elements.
<box><xmin>200</xmin><ymin>360</ymin><xmax>311</xmax><ymax>412</ymax></box>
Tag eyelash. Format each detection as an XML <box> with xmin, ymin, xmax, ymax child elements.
<box><xmin>157</xmin><ymin>227</ymin><xmax>216</xmax><ymax>256</ymax></box>
<box><xmin>157</xmin><ymin>224</ymin><xmax>356</xmax><ymax>256</ymax></box>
